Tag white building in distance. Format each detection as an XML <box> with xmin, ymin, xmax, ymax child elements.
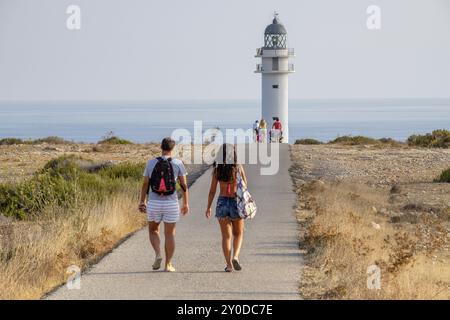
<box><xmin>255</xmin><ymin>13</ymin><xmax>294</xmax><ymax>143</ymax></box>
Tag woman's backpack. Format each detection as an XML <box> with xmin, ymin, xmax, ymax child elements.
<box><xmin>149</xmin><ymin>157</ymin><xmax>177</xmax><ymax>196</ymax></box>
<box><xmin>236</xmin><ymin>167</ymin><xmax>257</xmax><ymax>219</ymax></box>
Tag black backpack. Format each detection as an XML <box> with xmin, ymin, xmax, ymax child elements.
<box><xmin>149</xmin><ymin>157</ymin><xmax>177</xmax><ymax>196</ymax></box>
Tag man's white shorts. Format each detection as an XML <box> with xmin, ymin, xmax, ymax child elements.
<box><xmin>146</xmin><ymin>200</ymin><xmax>180</xmax><ymax>223</ymax></box>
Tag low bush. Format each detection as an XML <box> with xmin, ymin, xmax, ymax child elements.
<box><xmin>33</xmin><ymin>136</ymin><xmax>71</xmax><ymax>145</ymax></box>
<box><xmin>99</xmin><ymin>162</ymin><xmax>144</xmax><ymax>180</ymax></box>
<box><xmin>0</xmin><ymin>155</ymin><xmax>144</xmax><ymax>219</ymax></box>
<box><xmin>98</xmin><ymin>136</ymin><xmax>133</xmax><ymax>145</ymax></box>
<box><xmin>329</xmin><ymin>136</ymin><xmax>401</xmax><ymax>146</ymax></box>
<box><xmin>329</xmin><ymin>135</ymin><xmax>379</xmax><ymax>145</ymax></box>
<box><xmin>294</xmin><ymin>138</ymin><xmax>323</xmax><ymax>145</ymax></box>
<box><xmin>435</xmin><ymin>168</ymin><xmax>450</xmax><ymax>183</ymax></box>
<box><xmin>407</xmin><ymin>129</ymin><xmax>450</xmax><ymax>148</ymax></box>
<box><xmin>0</xmin><ymin>138</ymin><xmax>28</xmax><ymax>145</ymax></box>
<box><xmin>0</xmin><ymin>136</ymin><xmax>71</xmax><ymax>145</ymax></box>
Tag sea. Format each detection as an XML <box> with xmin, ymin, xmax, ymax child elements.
<box><xmin>0</xmin><ymin>99</ymin><xmax>449</xmax><ymax>143</ymax></box>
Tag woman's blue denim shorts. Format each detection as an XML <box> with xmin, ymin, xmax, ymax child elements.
<box><xmin>216</xmin><ymin>196</ymin><xmax>240</xmax><ymax>220</ymax></box>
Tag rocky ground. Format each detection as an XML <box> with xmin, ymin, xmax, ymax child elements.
<box><xmin>293</xmin><ymin>144</ymin><xmax>450</xmax><ymax>212</ymax></box>
<box><xmin>295</xmin><ymin>144</ymin><xmax>450</xmax><ymax>185</ymax></box>
<box><xmin>290</xmin><ymin>144</ymin><xmax>450</xmax><ymax>299</ymax></box>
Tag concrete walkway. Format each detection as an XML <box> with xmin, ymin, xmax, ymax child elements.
<box><xmin>48</xmin><ymin>144</ymin><xmax>301</xmax><ymax>300</ymax></box>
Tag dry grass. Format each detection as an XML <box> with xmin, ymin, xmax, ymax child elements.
<box><xmin>0</xmin><ymin>143</ymin><xmax>159</xmax><ymax>299</ymax></box>
<box><xmin>0</xmin><ymin>192</ymin><xmax>146</xmax><ymax>300</ymax></box>
<box><xmin>0</xmin><ymin>143</ymin><xmax>206</xmax><ymax>300</ymax></box>
<box><xmin>295</xmin><ymin>180</ymin><xmax>450</xmax><ymax>300</ymax></box>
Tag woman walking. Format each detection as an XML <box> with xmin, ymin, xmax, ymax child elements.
<box><xmin>205</xmin><ymin>144</ymin><xmax>248</xmax><ymax>272</ymax></box>
<box><xmin>259</xmin><ymin>118</ymin><xmax>267</xmax><ymax>143</ymax></box>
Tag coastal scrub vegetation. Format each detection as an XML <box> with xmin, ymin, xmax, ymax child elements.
<box><xmin>294</xmin><ymin>138</ymin><xmax>323</xmax><ymax>145</ymax></box>
<box><xmin>0</xmin><ymin>155</ymin><xmax>145</xmax><ymax>219</ymax></box>
<box><xmin>33</xmin><ymin>136</ymin><xmax>72</xmax><ymax>144</ymax></box>
<box><xmin>292</xmin><ymin>179</ymin><xmax>450</xmax><ymax>299</ymax></box>
<box><xmin>328</xmin><ymin>135</ymin><xmax>400</xmax><ymax>146</ymax></box>
<box><xmin>0</xmin><ymin>138</ymin><xmax>27</xmax><ymax>145</ymax></box>
<box><xmin>290</xmin><ymin>144</ymin><xmax>450</xmax><ymax>300</ymax></box>
<box><xmin>97</xmin><ymin>131</ymin><xmax>133</xmax><ymax>145</ymax></box>
<box><xmin>407</xmin><ymin>129</ymin><xmax>450</xmax><ymax>148</ymax></box>
<box><xmin>0</xmin><ymin>155</ymin><xmax>149</xmax><ymax>299</ymax></box>
<box><xmin>0</xmin><ymin>136</ymin><xmax>72</xmax><ymax>145</ymax></box>
<box><xmin>435</xmin><ymin>168</ymin><xmax>450</xmax><ymax>183</ymax></box>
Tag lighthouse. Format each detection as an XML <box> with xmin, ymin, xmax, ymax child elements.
<box><xmin>255</xmin><ymin>13</ymin><xmax>294</xmax><ymax>143</ymax></box>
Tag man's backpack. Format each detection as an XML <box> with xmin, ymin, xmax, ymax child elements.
<box><xmin>149</xmin><ymin>157</ymin><xmax>177</xmax><ymax>196</ymax></box>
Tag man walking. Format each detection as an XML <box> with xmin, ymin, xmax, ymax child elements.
<box><xmin>139</xmin><ymin>137</ymin><xmax>189</xmax><ymax>272</ymax></box>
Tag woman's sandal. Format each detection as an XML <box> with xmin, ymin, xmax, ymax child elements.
<box><xmin>232</xmin><ymin>258</ymin><xmax>242</xmax><ymax>271</ymax></box>
<box><xmin>224</xmin><ymin>266</ymin><xmax>233</xmax><ymax>272</ymax></box>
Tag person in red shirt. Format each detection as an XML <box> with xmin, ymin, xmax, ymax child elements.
<box><xmin>271</xmin><ymin>118</ymin><xmax>283</xmax><ymax>142</ymax></box>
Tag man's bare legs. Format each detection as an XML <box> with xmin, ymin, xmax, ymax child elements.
<box><xmin>164</xmin><ymin>222</ymin><xmax>176</xmax><ymax>271</ymax></box>
<box><xmin>219</xmin><ymin>219</ymin><xmax>233</xmax><ymax>271</ymax></box>
<box><xmin>148</xmin><ymin>221</ymin><xmax>161</xmax><ymax>257</ymax></box>
<box><xmin>148</xmin><ymin>221</ymin><xmax>177</xmax><ymax>271</ymax></box>
<box><xmin>148</xmin><ymin>222</ymin><xmax>163</xmax><ymax>270</ymax></box>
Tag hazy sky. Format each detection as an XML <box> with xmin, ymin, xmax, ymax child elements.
<box><xmin>0</xmin><ymin>0</ymin><xmax>449</xmax><ymax>101</ymax></box>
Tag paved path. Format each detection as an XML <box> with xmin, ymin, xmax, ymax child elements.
<box><xmin>48</xmin><ymin>144</ymin><xmax>301</xmax><ymax>300</ymax></box>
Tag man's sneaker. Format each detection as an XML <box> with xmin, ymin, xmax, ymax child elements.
<box><xmin>165</xmin><ymin>263</ymin><xmax>176</xmax><ymax>272</ymax></box>
<box><xmin>152</xmin><ymin>257</ymin><xmax>163</xmax><ymax>270</ymax></box>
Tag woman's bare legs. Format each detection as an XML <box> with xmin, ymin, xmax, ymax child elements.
<box><xmin>231</xmin><ymin>219</ymin><xmax>244</xmax><ymax>261</ymax></box>
<box><xmin>219</xmin><ymin>219</ymin><xmax>233</xmax><ymax>270</ymax></box>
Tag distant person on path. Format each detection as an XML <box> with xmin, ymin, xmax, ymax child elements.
<box><xmin>271</xmin><ymin>117</ymin><xmax>283</xmax><ymax>142</ymax></box>
<box><xmin>139</xmin><ymin>137</ymin><xmax>189</xmax><ymax>272</ymax></box>
<box><xmin>259</xmin><ymin>118</ymin><xmax>267</xmax><ymax>143</ymax></box>
<box><xmin>252</xmin><ymin>120</ymin><xmax>260</xmax><ymax>142</ymax></box>
<box><xmin>205</xmin><ymin>144</ymin><xmax>248</xmax><ymax>272</ymax></box>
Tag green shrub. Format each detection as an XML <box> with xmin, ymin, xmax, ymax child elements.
<box><xmin>294</xmin><ymin>138</ymin><xmax>323</xmax><ymax>145</ymax></box>
<box><xmin>0</xmin><ymin>155</ymin><xmax>144</xmax><ymax>219</ymax></box>
<box><xmin>42</xmin><ymin>155</ymin><xmax>89</xmax><ymax>174</ymax></box>
<box><xmin>0</xmin><ymin>173</ymin><xmax>79</xmax><ymax>219</ymax></box>
<box><xmin>1</xmin><ymin>136</ymin><xmax>72</xmax><ymax>145</ymax></box>
<box><xmin>407</xmin><ymin>129</ymin><xmax>450</xmax><ymax>148</ymax></box>
<box><xmin>99</xmin><ymin>162</ymin><xmax>145</xmax><ymax>180</ymax></box>
<box><xmin>378</xmin><ymin>138</ymin><xmax>400</xmax><ymax>145</ymax></box>
<box><xmin>329</xmin><ymin>135</ymin><xmax>379</xmax><ymax>145</ymax></box>
<box><xmin>435</xmin><ymin>168</ymin><xmax>450</xmax><ymax>183</ymax></box>
<box><xmin>98</xmin><ymin>136</ymin><xmax>133</xmax><ymax>145</ymax></box>
<box><xmin>0</xmin><ymin>138</ymin><xmax>28</xmax><ymax>145</ymax></box>
<box><xmin>33</xmin><ymin>136</ymin><xmax>71</xmax><ymax>145</ymax></box>
<box><xmin>328</xmin><ymin>136</ymin><xmax>401</xmax><ymax>146</ymax></box>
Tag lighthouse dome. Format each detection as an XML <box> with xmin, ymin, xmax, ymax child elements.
<box><xmin>264</xmin><ymin>17</ymin><xmax>287</xmax><ymax>35</ymax></box>
<box><xmin>263</xmin><ymin>15</ymin><xmax>287</xmax><ymax>49</ymax></box>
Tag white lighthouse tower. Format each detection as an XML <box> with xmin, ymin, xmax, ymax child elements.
<box><xmin>255</xmin><ymin>13</ymin><xmax>294</xmax><ymax>143</ymax></box>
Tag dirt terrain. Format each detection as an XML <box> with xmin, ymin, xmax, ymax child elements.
<box><xmin>290</xmin><ymin>144</ymin><xmax>450</xmax><ymax>299</ymax></box>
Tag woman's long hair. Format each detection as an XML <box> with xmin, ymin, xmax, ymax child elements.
<box><xmin>213</xmin><ymin>144</ymin><xmax>237</xmax><ymax>182</ymax></box>
<box><xmin>260</xmin><ymin>119</ymin><xmax>266</xmax><ymax>128</ymax></box>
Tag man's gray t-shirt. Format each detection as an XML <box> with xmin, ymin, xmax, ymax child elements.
<box><xmin>143</xmin><ymin>157</ymin><xmax>187</xmax><ymax>202</ymax></box>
